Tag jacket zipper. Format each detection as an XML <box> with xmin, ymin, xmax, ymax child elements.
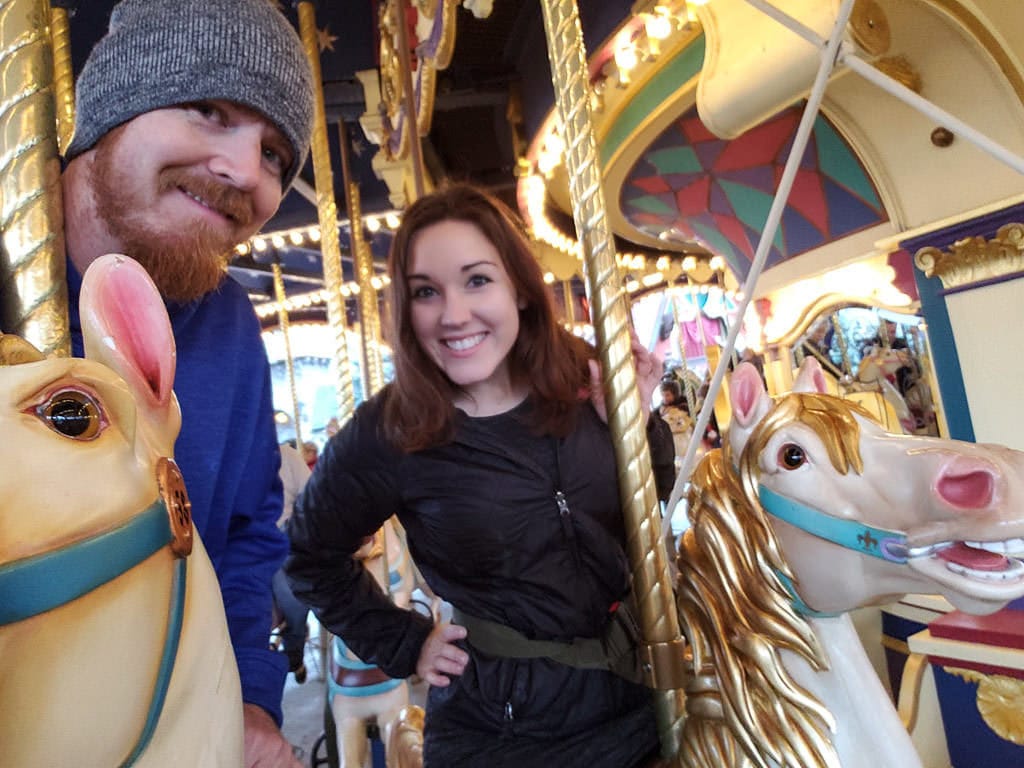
<box><xmin>555</xmin><ymin>490</ymin><xmax>583</xmax><ymax>569</ymax></box>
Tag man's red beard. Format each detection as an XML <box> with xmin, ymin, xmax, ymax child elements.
<box><xmin>90</xmin><ymin>134</ymin><xmax>256</xmax><ymax>303</ymax></box>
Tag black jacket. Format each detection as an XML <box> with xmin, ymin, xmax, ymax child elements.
<box><xmin>286</xmin><ymin>392</ymin><xmax>665</xmax><ymax>767</ymax></box>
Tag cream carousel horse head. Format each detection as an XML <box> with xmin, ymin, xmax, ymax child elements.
<box><xmin>677</xmin><ymin>357</ymin><xmax>1024</xmax><ymax>768</ymax></box>
<box><xmin>0</xmin><ymin>254</ymin><xmax>242</xmax><ymax>767</ymax></box>
<box><xmin>328</xmin><ymin>518</ymin><xmax>427</xmax><ymax>768</ymax></box>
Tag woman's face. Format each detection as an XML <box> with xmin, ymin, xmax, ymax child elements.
<box><xmin>406</xmin><ymin>219</ymin><xmax>523</xmax><ymax>411</ymax></box>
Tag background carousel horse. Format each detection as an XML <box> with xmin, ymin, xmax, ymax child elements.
<box><xmin>326</xmin><ymin>517</ymin><xmax>431</xmax><ymax>768</ymax></box>
<box><xmin>0</xmin><ymin>254</ymin><xmax>242</xmax><ymax>767</ymax></box>
<box><xmin>675</xmin><ymin>358</ymin><xmax>1024</xmax><ymax>768</ymax></box>
<box><xmin>856</xmin><ymin>345</ymin><xmax>935</xmax><ymax>436</ymax></box>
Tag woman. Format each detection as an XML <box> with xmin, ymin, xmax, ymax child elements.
<box><xmin>286</xmin><ymin>184</ymin><xmax>666</xmax><ymax>766</ymax></box>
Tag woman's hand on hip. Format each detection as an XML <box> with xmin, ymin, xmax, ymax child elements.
<box><xmin>416</xmin><ymin>622</ymin><xmax>469</xmax><ymax>687</ymax></box>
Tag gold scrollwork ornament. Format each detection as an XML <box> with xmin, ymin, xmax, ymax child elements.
<box><xmin>914</xmin><ymin>222</ymin><xmax>1024</xmax><ymax>290</ymax></box>
<box><xmin>945</xmin><ymin>666</ymin><xmax>1024</xmax><ymax>745</ymax></box>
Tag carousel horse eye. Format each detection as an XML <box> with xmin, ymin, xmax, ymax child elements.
<box><xmin>37</xmin><ymin>390</ymin><xmax>103</xmax><ymax>440</ymax></box>
<box><xmin>778</xmin><ymin>443</ymin><xmax>806</xmax><ymax>470</ymax></box>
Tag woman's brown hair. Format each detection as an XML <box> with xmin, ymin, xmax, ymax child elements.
<box><xmin>381</xmin><ymin>183</ymin><xmax>590</xmax><ymax>451</ymax></box>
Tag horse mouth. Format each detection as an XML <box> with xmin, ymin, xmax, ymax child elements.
<box><xmin>909</xmin><ymin>538</ymin><xmax>1024</xmax><ymax>582</ymax></box>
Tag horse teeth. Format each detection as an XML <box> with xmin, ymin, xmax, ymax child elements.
<box><xmin>965</xmin><ymin>538</ymin><xmax>1024</xmax><ymax>555</ymax></box>
<box><xmin>946</xmin><ymin>558</ymin><xmax>1024</xmax><ymax>582</ymax></box>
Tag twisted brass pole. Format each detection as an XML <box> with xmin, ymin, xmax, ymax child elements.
<box><xmin>272</xmin><ymin>262</ymin><xmax>303</xmax><ymax>449</ymax></box>
<box><xmin>393</xmin><ymin>0</ymin><xmax>425</xmax><ymax>200</ymax></box>
<box><xmin>0</xmin><ymin>0</ymin><xmax>69</xmax><ymax>357</ymax></box>
<box><xmin>49</xmin><ymin>0</ymin><xmax>74</xmax><ymax>155</ymax></box>
<box><xmin>296</xmin><ymin>1</ymin><xmax>355</xmax><ymax>422</ymax></box>
<box><xmin>539</xmin><ymin>0</ymin><xmax>686</xmax><ymax>758</ymax></box>
<box><xmin>338</xmin><ymin>120</ymin><xmax>385</xmax><ymax>397</ymax></box>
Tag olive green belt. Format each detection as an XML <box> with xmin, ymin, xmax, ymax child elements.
<box><xmin>451</xmin><ymin>604</ymin><xmax>644</xmax><ymax>684</ymax></box>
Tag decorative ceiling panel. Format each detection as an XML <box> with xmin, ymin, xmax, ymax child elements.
<box><xmin>620</xmin><ymin>104</ymin><xmax>888</xmax><ymax>279</ymax></box>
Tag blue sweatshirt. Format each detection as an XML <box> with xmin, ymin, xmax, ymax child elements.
<box><xmin>68</xmin><ymin>262</ymin><xmax>290</xmax><ymax>725</ymax></box>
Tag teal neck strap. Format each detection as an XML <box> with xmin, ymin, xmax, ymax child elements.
<box><xmin>758</xmin><ymin>484</ymin><xmax>909</xmax><ymax>564</ymax></box>
<box><xmin>758</xmin><ymin>484</ymin><xmax>909</xmax><ymax>618</ymax></box>
<box><xmin>0</xmin><ymin>499</ymin><xmax>171</xmax><ymax>625</ymax></box>
<box><xmin>0</xmin><ymin>497</ymin><xmax>188</xmax><ymax>767</ymax></box>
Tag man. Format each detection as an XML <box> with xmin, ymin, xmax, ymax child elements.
<box><xmin>60</xmin><ymin>0</ymin><xmax>314</xmax><ymax>764</ymax></box>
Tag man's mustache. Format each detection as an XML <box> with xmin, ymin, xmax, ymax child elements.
<box><xmin>159</xmin><ymin>169</ymin><xmax>255</xmax><ymax>227</ymax></box>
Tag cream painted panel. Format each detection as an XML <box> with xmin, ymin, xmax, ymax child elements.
<box><xmin>823</xmin><ymin>0</ymin><xmax>1024</xmax><ymax>230</ymax></box>
<box><xmin>945</xmin><ymin>277</ymin><xmax>1024</xmax><ymax>450</ymax></box>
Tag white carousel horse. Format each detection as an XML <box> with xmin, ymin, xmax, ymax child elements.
<box><xmin>675</xmin><ymin>357</ymin><xmax>1024</xmax><ymax>768</ymax></box>
<box><xmin>328</xmin><ymin>518</ymin><xmax>431</xmax><ymax>768</ymax></box>
<box><xmin>0</xmin><ymin>254</ymin><xmax>242</xmax><ymax>767</ymax></box>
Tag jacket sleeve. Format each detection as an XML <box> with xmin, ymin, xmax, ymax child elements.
<box><xmin>219</xmin><ymin>370</ymin><xmax>290</xmax><ymax>724</ymax></box>
<box><xmin>284</xmin><ymin>401</ymin><xmax>433</xmax><ymax>680</ymax></box>
<box><xmin>646</xmin><ymin>412</ymin><xmax>677</xmax><ymax>504</ymax></box>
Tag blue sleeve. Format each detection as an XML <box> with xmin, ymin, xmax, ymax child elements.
<box><xmin>220</xmin><ymin>364</ymin><xmax>289</xmax><ymax>725</ymax></box>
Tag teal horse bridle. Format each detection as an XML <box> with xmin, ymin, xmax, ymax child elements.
<box><xmin>0</xmin><ymin>458</ymin><xmax>193</xmax><ymax>767</ymax></box>
<box><xmin>758</xmin><ymin>483</ymin><xmax>910</xmax><ymax>617</ymax></box>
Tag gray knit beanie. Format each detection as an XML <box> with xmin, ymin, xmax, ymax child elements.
<box><xmin>66</xmin><ymin>0</ymin><xmax>315</xmax><ymax>190</ymax></box>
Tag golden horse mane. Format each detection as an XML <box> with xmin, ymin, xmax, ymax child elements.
<box><xmin>676</xmin><ymin>392</ymin><xmax>872</xmax><ymax>768</ymax></box>
<box><xmin>0</xmin><ymin>334</ymin><xmax>45</xmax><ymax>365</ymax></box>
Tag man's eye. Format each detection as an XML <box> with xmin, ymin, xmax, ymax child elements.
<box><xmin>34</xmin><ymin>389</ymin><xmax>104</xmax><ymax>440</ymax></box>
<box><xmin>263</xmin><ymin>146</ymin><xmax>285</xmax><ymax>172</ymax></box>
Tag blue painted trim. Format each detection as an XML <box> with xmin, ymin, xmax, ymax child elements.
<box><xmin>120</xmin><ymin>558</ymin><xmax>187</xmax><ymax>767</ymax></box>
<box><xmin>774</xmin><ymin>569</ymin><xmax>840</xmax><ymax>618</ymax></box>
<box><xmin>0</xmin><ymin>499</ymin><xmax>170</xmax><ymax>625</ymax></box>
<box><xmin>327</xmin><ymin>676</ymin><xmax>404</xmax><ymax>701</ymax></box>
<box><xmin>758</xmin><ymin>484</ymin><xmax>908</xmax><ymax>563</ymax></box>
<box><xmin>912</xmin><ymin>265</ymin><xmax>975</xmax><ymax>441</ymax></box>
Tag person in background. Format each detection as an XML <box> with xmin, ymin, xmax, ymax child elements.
<box><xmin>301</xmin><ymin>440</ymin><xmax>319</xmax><ymax>471</ymax></box>
<box><xmin>286</xmin><ymin>184</ymin><xmax>669</xmax><ymax>766</ymax></box>
<box><xmin>273</xmin><ymin>441</ymin><xmax>313</xmax><ymax>683</ymax></box>
<box><xmin>657</xmin><ymin>378</ymin><xmax>694</xmax><ymax>462</ymax></box>
<box><xmin>51</xmin><ymin>1</ymin><xmax>314</xmax><ymax>764</ymax></box>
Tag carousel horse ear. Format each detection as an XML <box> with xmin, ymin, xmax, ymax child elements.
<box><xmin>79</xmin><ymin>254</ymin><xmax>179</xmax><ymax>456</ymax></box>
<box><xmin>730</xmin><ymin>361</ymin><xmax>767</xmax><ymax>428</ymax></box>
<box><xmin>793</xmin><ymin>356</ymin><xmax>828</xmax><ymax>394</ymax></box>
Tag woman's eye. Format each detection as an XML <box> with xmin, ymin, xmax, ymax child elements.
<box><xmin>35</xmin><ymin>390</ymin><xmax>104</xmax><ymax>440</ymax></box>
<box><xmin>778</xmin><ymin>443</ymin><xmax>806</xmax><ymax>470</ymax></box>
<box><xmin>411</xmin><ymin>285</ymin><xmax>436</xmax><ymax>299</ymax></box>
<box><xmin>467</xmin><ymin>274</ymin><xmax>492</xmax><ymax>288</ymax></box>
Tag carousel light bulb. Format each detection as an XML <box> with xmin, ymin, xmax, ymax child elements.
<box><xmin>365</xmin><ymin>217</ymin><xmax>381</xmax><ymax>233</ymax></box>
<box><xmin>543</xmin><ymin>272</ymin><xmax>555</xmax><ymax>284</ymax></box>
<box><xmin>235</xmin><ymin>243</ymin><xmax>250</xmax><ymax>256</ymax></box>
<box><xmin>709</xmin><ymin>255</ymin><xmax>726</xmax><ymax>271</ymax></box>
<box><xmin>682</xmin><ymin>255</ymin><xmax>697</xmax><ymax>272</ymax></box>
<box><xmin>385</xmin><ymin>213</ymin><xmax>401</xmax><ymax>229</ymax></box>
<box><xmin>271</xmin><ymin>234</ymin><xmax>285</xmax><ymax>249</ymax></box>
<box><xmin>289</xmin><ymin>231</ymin><xmax>304</xmax><ymax>245</ymax></box>
<box><xmin>645</xmin><ymin>12</ymin><xmax>672</xmax><ymax>41</ymax></box>
<box><xmin>370</xmin><ymin>276</ymin><xmax>383</xmax><ymax>290</ymax></box>
<box><xmin>308</xmin><ymin>227</ymin><xmax>321</xmax><ymax>242</ymax></box>
<box><xmin>253</xmin><ymin>237</ymin><xmax>268</xmax><ymax>252</ymax></box>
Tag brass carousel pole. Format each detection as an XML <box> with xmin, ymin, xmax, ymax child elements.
<box><xmin>0</xmin><ymin>0</ymin><xmax>69</xmax><ymax>357</ymax></box>
<box><xmin>49</xmin><ymin>0</ymin><xmax>75</xmax><ymax>156</ymax></box>
<box><xmin>561</xmin><ymin>279</ymin><xmax>575</xmax><ymax>326</ymax></box>
<box><xmin>272</xmin><ymin>262</ymin><xmax>303</xmax><ymax>450</ymax></box>
<box><xmin>392</xmin><ymin>0</ymin><xmax>426</xmax><ymax>201</ymax></box>
<box><xmin>539</xmin><ymin>0</ymin><xmax>686</xmax><ymax>758</ymax></box>
<box><xmin>296</xmin><ymin>1</ymin><xmax>356</xmax><ymax>422</ymax></box>
<box><xmin>338</xmin><ymin>119</ymin><xmax>385</xmax><ymax>397</ymax></box>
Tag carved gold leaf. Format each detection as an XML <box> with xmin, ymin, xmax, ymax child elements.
<box><xmin>914</xmin><ymin>222</ymin><xmax>1024</xmax><ymax>290</ymax></box>
<box><xmin>944</xmin><ymin>666</ymin><xmax>1024</xmax><ymax>745</ymax></box>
